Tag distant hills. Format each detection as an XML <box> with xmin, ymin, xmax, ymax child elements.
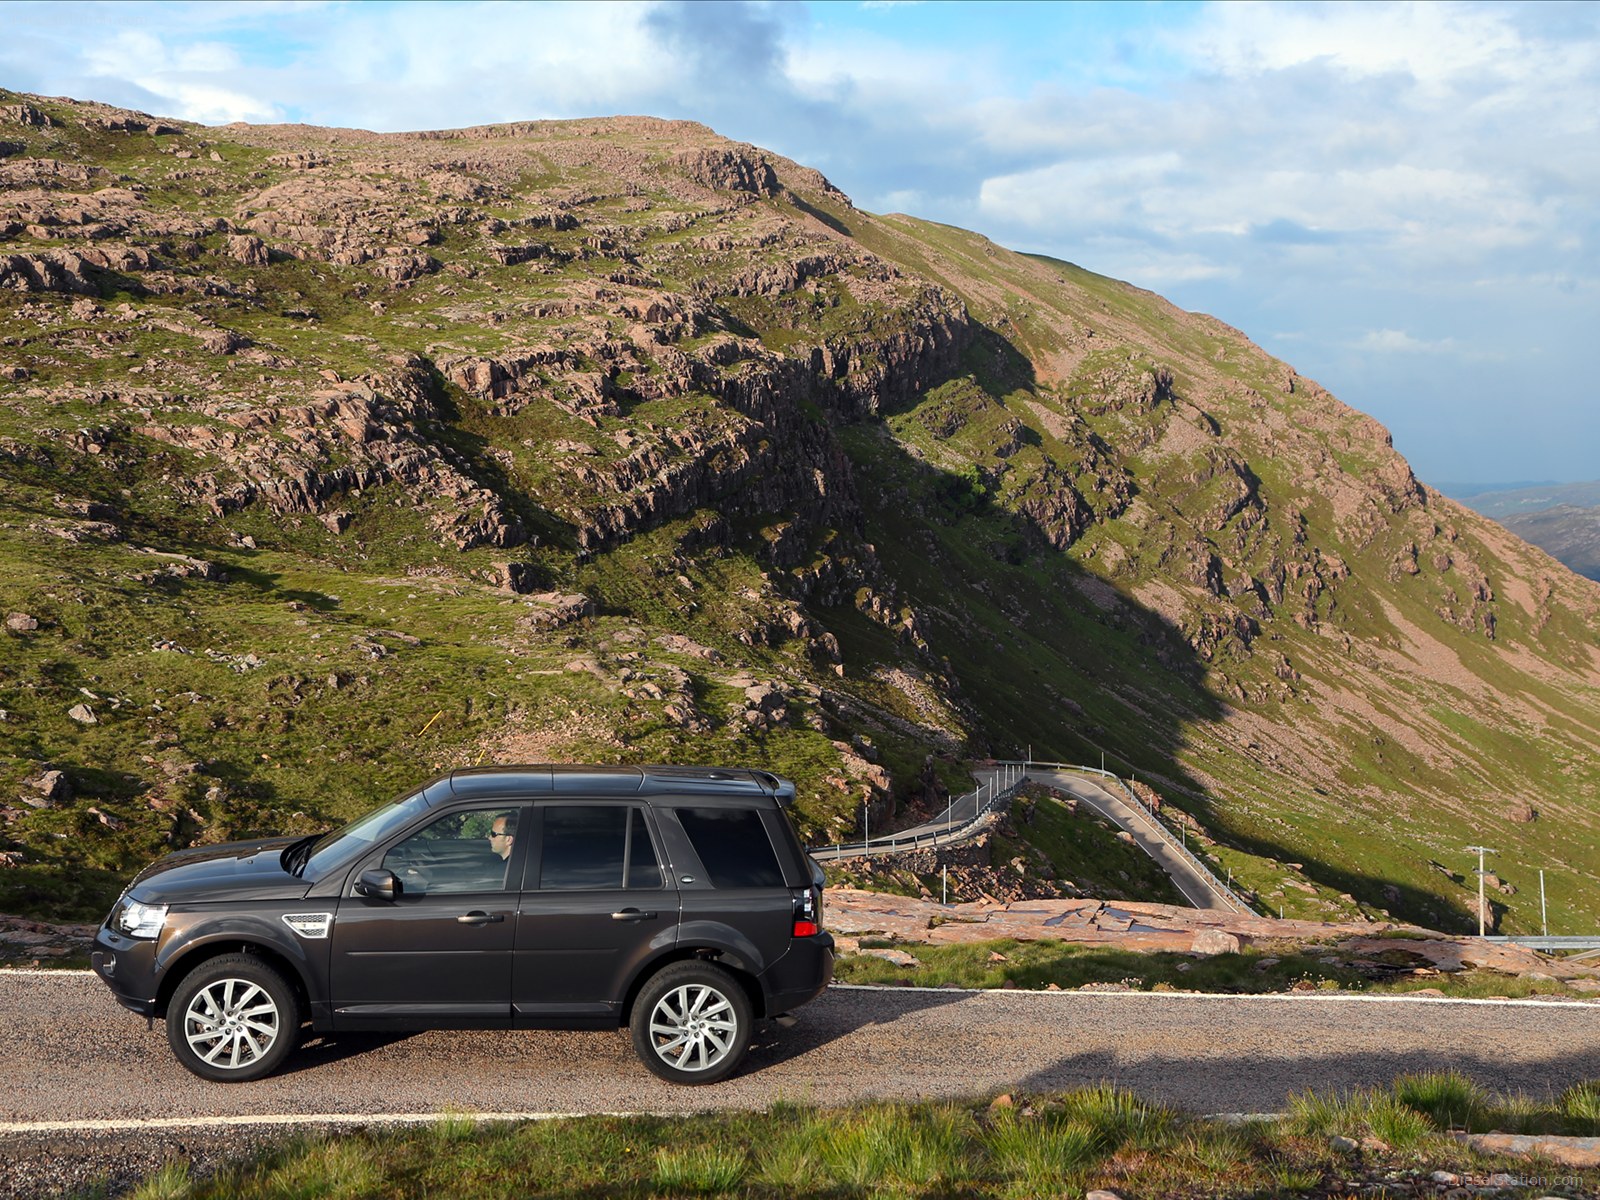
<box><xmin>1442</xmin><ymin>482</ymin><xmax>1600</xmax><ymax>581</ymax></box>
<box><xmin>1440</xmin><ymin>480</ymin><xmax>1600</xmax><ymax>520</ymax></box>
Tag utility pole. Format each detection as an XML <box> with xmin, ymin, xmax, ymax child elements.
<box><xmin>1466</xmin><ymin>846</ymin><xmax>1497</xmax><ymax>937</ymax></box>
<box><xmin>863</xmin><ymin>799</ymin><xmax>869</xmax><ymax>848</ymax></box>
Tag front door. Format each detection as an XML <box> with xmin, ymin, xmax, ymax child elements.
<box><xmin>330</xmin><ymin>803</ymin><xmax>525</xmax><ymax>1027</ymax></box>
<box><xmin>512</xmin><ymin>803</ymin><xmax>677</xmax><ymax>1022</ymax></box>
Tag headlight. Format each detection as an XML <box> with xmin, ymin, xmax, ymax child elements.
<box><xmin>114</xmin><ymin>899</ymin><xmax>168</xmax><ymax>939</ymax></box>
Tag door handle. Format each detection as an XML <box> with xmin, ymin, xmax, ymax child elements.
<box><xmin>611</xmin><ymin>908</ymin><xmax>657</xmax><ymax>922</ymax></box>
<box><xmin>456</xmin><ymin>911</ymin><xmax>505</xmax><ymax>925</ymax></box>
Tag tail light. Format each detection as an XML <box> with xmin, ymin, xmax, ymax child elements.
<box><xmin>792</xmin><ymin>884</ymin><xmax>822</xmax><ymax>938</ymax></box>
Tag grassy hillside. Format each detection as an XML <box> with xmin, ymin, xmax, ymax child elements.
<box><xmin>1</xmin><ymin>90</ymin><xmax>1597</xmax><ymax>934</ymax></box>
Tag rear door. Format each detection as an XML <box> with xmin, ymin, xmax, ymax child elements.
<box><xmin>512</xmin><ymin>803</ymin><xmax>677</xmax><ymax>1022</ymax></box>
<box><xmin>329</xmin><ymin>803</ymin><xmax>524</xmax><ymax>1026</ymax></box>
<box><xmin>670</xmin><ymin>803</ymin><xmax>795</xmax><ymax>971</ymax></box>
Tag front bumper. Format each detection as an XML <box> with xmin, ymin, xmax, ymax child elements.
<box><xmin>91</xmin><ymin>924</ymin><xmax>160</xmax><ymax>1017</ymax></box>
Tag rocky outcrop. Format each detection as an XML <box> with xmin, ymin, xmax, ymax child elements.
<box><xmin>132</xmin><ymin>358</ymin><xmax>527</xmax><ymax>550</ymax></box>
<box><xmin>825</xmin><ymin>888</ymin><xmax>1600</xmax><ymax>981</ymax></box>
<box><xmin>673</xmin><ymin>145</ymin><xmax>780</xmax><ymax>197</ymax></box>
<box><xmin>0</xmin><ymin>250</ymin><xmax>99</xmax><ymax>293</ymax></box>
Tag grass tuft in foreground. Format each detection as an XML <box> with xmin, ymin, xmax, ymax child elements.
<box><xmin>99</xmin><ymin>1078</ymin><xmax>1600</xmax><ymax>1199</ymax></box>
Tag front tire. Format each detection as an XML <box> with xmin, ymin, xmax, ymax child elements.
<box><xmin>166</xmin><ymin>953</ymin><xmax>299</xmax><ymax>1082</ymax></box>
<box><xmin>630</xmin><ymin>961</ymin><xmax>752</xmax><ymax>1085</ymax></box>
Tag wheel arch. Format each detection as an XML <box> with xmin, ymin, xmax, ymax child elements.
<box><xmin>155</xmin><ymin>938</ymin><xmax>312</xmax><ymax>1022</ymax></box>
<box><xmin>620</xmin><ymin>946</ymin><xmax>765</xmax><ymax>1026</ymax></box>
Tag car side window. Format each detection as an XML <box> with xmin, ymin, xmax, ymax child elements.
<box><xmin>381</xmin><ymin>806</ymin><xmax>518</xmax><ymax>896</ymax></box>
<box><xmin>673</xmin><ymin>806</ymin><xmax>783</xmax><ymax>888</ymax></box>
<box><xmin>627</xmin><ymin>809</ymin><xmax>663</xmax><ymax>889</ymax></box>
<box><xmin>538</xmin><ymin>805</ymin><xmax>662</xmax><ymax>890</ymax></box>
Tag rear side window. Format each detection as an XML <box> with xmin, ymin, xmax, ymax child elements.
<box><xmin>675</xmin><ymin>806</ymin><xmax>783</xmax><ymax>888</ymax></box>
<box><xmin>538</xmin><ymin>805</ymin><xmax>662</xmax><ymax>890</ymax></box>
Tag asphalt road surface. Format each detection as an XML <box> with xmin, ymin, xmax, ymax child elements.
<box><xmin>6</xmin><ymin>970</ymin><xmax>1598</xmax><ymax>1193</ymax></box>
<box><xmin>6</xmin><ymin>971</ymin><xmax>1598</xmax><ymax>1128</ymax></box>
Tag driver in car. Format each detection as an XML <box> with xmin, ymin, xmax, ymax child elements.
<box><xmin>488</xmin><ymin>812</ymin><xmax>516</xmax><ymax>860</ymax></box>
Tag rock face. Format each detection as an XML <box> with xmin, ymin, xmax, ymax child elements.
<box><xmin>133</xmin><ymin>357</ymin><xmax>529</xmax><ymax>550</ymax></box>
<box><xmin>673</xmin><ymin>146</ymin><xmax>781</xmax><ymax>197</ymax></box>
<box><xmin>0</xmin><ymin>89</ymin><xmax>1597</xmax><ymax>939</ymax></box>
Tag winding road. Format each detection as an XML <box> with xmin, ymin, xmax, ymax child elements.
<box><xmin>825</xmin><ymin>764</ymin><xmax>1241</xmax><ymax>914</ymax></box>
<box><xmin>6</xmin><ymin>972</ymin><xmax>1597</xmax><ymax>1124</ymax></box>
<box><xmin>1026</xmin><ymin>767</ymin><xmax>1239</xmax><ymax>912</ymax></box>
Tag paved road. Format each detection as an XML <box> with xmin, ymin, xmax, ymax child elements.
<box><xmin>7</xmin><ymin>971</ymin><xmax>1598</xmax><ymax>1194</ymax></box>
<box><xmin>6</xmin><ymin>972</ymin><xmax>1598</xmax><ymax>1128</ymax></box>
<box><xmin>1028</xmin><ymin>768</ymin><xmax>1237</xmax><ymax>912</ymax></box>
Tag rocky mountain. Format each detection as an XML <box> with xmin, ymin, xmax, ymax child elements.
<box><xmin>1</xmin><ymin>91</ymin><xmax>1597</xmax><ymax>935</ymax></box>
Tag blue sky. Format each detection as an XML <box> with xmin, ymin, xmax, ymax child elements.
<box><xmin>5</xmin><ymin>0</ymin><xmax>1596</xmax><ymax>485</ymax></box>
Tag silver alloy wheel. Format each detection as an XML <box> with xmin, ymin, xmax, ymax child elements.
<box><xmin>646</xmin><ymin>982</ymin><xmax>738</xmax><ymax>1073</ymax></box>
<box><xmin>181</xmin><ymin>976</ymin><xmax>281</xmax><ymax>1071</ymax></box>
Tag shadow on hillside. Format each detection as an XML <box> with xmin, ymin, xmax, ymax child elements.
<box><xmin>819</xmin><ymin>314</ymin><xmax>1467</xmax><ymax>932</ymax></box>
<box><xmin>1205</xmin><ymin>824</ymin><xmax>1483</xmax><ymax>934</ymax></box>
<box><xmin>826</xmin><ymin>323</ymin><xmax>1219</xmax><ymax>766</ymax></box>
<box><xmin>786</xmin><ymin>192</ymin><xmax>855</xmax><ymax>238</ymax></box>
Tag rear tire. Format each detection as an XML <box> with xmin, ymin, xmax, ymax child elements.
<box><xmin>166</xmin><ymin>953</ymin><xmax>299</xmax><ymax>1082</ymax></box>
<box><xmin>630</xmin><ymin>961</ymin><xmax>752</xmax><ymax>1085</ymax></box>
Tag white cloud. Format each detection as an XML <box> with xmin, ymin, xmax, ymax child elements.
<box><xmin>1353</xmin><ymin>329</ymin><xmax>1509</xmax><ymax>363</ymax></box>
<box><xmin>1357</xmin><ymin>329</ymin><xmax>1457</xmax><ymax>354</ymax></box>
<box><xmin>160</xmin><ymin>82</ymin><xmax>283</xmax><ymax>125</ymax></box>
<box><xmin>171</xmin><ymin>41</ymin><xmax>241</xmax><ymax>73</ymax></box>
<box><xmin>977</xmin><ymin>154</ymin><xmax>1184</xmax><ymax>232</ymax></box>
<box><xmin>1188</xmin><ymin>1</ymin><xmax>1525</xmax><ymax>87</ymax></box>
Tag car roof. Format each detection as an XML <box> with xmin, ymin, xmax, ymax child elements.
<box><xmin>443</xmin><ymin>764</ymin><xmax>795</xmax><ymax>805</ymax></box>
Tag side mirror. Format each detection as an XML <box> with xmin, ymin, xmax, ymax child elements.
<box><xmin>355</xmin><ymin>868</ymin><xmax>399</xmax><ymax>902</ymax></box>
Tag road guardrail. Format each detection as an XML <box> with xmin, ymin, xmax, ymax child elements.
<box><xmin>813</xmin><ymin>760</ymin><xmax>1255</xmax><ymax>916</ymax></box>
<box><xmin>1016</xmin><ymin>761</ymin><xmax>1254</xmax><ymax>915</ymax></box>
<box><xmin>816</xmin><ymin>765</ymin><xmax>1024</xmax><ymax>861</ymax></box>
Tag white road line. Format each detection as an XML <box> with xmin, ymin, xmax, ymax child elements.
<box><xmin>0</xmin><ymin>968</ymin><xmax>94</xmax><ymax>977</ymax></box>
<box><xmin>0</xmin><ymin>1111</ymin><xmax>647</xmax><ymax>1136</ymax></box>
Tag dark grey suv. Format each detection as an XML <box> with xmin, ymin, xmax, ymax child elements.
<box><xmin>91</xmin><ymin>765</ymin><xmax>834</xmax><ymax>1084</ymax></box>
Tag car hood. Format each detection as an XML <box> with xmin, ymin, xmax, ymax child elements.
<box><xmin>130</xmin><ymin>837</ymin><xmax>312</xmax><ymax>903</ymax></box>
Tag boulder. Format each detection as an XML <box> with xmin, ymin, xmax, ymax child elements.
<box><xmin>1190</xmin><ymin>929</ymin><xmax>1241</xmax><ymax>956</ymax></box>
<box><xmin>24</xmin><ymin>770</ymin><xmax>71</xmax><ymax>807</ymax></box>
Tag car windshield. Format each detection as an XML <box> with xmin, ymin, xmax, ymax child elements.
<box><xmin>299</xmin><ymin>791</ymin><xmax>433</xmax><ymax>881</ymax></box>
